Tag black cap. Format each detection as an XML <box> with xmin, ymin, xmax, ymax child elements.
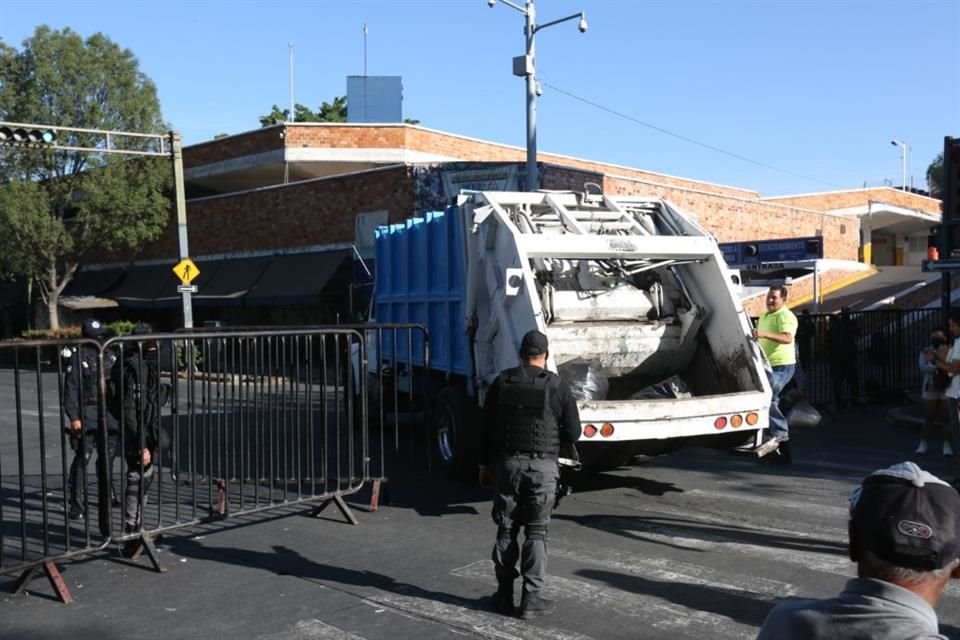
<box><xmin>519</xmin><ymin>330</ymin><xmax>548</xmax><ymax>358</ymax></box>
<box><xmin>850</xmin><ymin>462</ymin><xmax>960</xmax><ymax>571</ymax></box>
<box><xmin>81</xmin><ymin>318</ymin><xmax>106</xmax><ymax>339</ymax></box>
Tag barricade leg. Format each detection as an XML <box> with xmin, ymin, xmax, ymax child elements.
<box><xmin>120</xmin><ymin>534</ymin><xmax>166</xmax><ymax>573</ymax></box>
<box><xmin>369</xmin><ymin>479</ymin><xmax>391</xmax><ymax>512</ymax></box>
<box><xmin>313</xmin><ymin>494</ymin><xmax>359</xmax><ymax>526</ymax></box>
<box><xmin>11</xmin><ymin>561</ymin><xmax>74</xmax><ymax>604</ymax></box>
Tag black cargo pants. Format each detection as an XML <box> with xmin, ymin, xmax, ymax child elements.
<box><xmin>491</xmin><ymin>453</ymin><xmax>559</xmax><ymax>597</ymax></box>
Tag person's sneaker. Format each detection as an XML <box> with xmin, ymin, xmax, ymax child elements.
<box><xmin>915</xmin><ymin>440</ymin><xmax>929</xmax><ymax>455</ymax></box>
<box><xmin>519</xmin><ymin>593</ymin><xmax>556</xmax><ymax>620</ymax></box>
<box><xmin>491</xmin><ymin>587</ymin><xmax>514</xmax><ymax>616</ymax></box>
<box><xmin>68</xmin><ymin>505</ymin><xmax>84</xmax><ymax>520</ymax></box>
<box><xmin>755</xmin><ymin>436</ymin><xmax>786</xmax><ymax>458</ymax></box>
<box><xmin>944</xmin><ymin>441</ymin><xmax>955</xmax><ymax>457</ymax></box>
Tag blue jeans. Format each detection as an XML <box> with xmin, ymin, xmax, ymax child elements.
<box><xmin>768</xmin><ymin>364</ymin><xmax>796</xmax><ymax>441</ymax></box>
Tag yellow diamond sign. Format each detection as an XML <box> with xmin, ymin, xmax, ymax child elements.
<box><xmin>173</xmin><ymin>258</ymin><xmax>199</xmax><ymax>285</ymax></box>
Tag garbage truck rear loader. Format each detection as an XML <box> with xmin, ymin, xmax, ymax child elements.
<box><xmin>373</xmin><ymin>190</ymin><xmax>770</xmax><ymax>476</ymax></box>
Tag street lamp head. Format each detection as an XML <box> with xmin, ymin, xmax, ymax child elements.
<box><xmin>578</xmin><ymin>13</ymin><xmax>588</xmax><ymax>32</ymax></box>
<box><xmin>890</xmin><ymin>140</ymin><xmax>898</xmax><ymax>146</ymax></box>
<box><xmin>488</xmin><ymin>0</ymin><xmax>496</xmax><ymax>7</ymax></box>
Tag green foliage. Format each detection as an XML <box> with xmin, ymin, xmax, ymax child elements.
<box><xmin>258</xmin><ymin>96</ymin><xmax>354</xmax><ymax>127</ymax></box>
<box><xmin>0</xmin><ymin>26</ymin><xmax>171</xmax><ymax>328</ymax></box>
<box><xmin>21</xmin><ymin>326</ymin><xmax>81</xmax><ymax>340</ymax></box>
<box><xmin>928</xmin><ymin>153</ymin><xmax>943</xmax><ymax>197</ymax></box>
<box><xmin>18</xmin><ymin>319</ymin><xmax>134</xmax><ymax>340</ymax></box>
<box><xmin>106</xmin><ymin>320</ymin><xmax>137</xmax><ymax>337</ymax></box>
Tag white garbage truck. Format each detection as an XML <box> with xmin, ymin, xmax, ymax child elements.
<box><xmin>371</xmin><ymin>190</ymin><xmax>771</xmax><ymax>475</ymax></box>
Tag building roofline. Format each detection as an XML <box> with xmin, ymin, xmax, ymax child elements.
<box><xmin>186</xmin><ymin>122</ymin><xmax>761</xmax><ymax>199</ymax></box>
<box><xmin>186</xmin><ymin>163</ymin><xmax>409</xmax><ymax>204</ymax></box>
<box><xmin>603</xmin><ymin>170</ymin><xmax>850</xmax><ymax>219</ymax></box>
<box><xmin>762</xmin><ymin>185</ymin><xmax>941</xmax><ymax>205</ymax></box>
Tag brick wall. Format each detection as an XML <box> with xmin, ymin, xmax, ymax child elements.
<box><xmin>542</xmin><ymin>164</ymin><xmax>604</xmax><ymax>191</ymax></box>
<box><xmin>603</xmin><ymin>175</ymin><xmax>860</xmax><ymax>261</ymax></box>
<box><xmin>185</xmin><ymin>127</ymin><xmax>285</xmax><ymax>168</ymax></box>
<box><xmin>764</xmin><ymin>188</ymin><xmax>941</xmax><ymax>215</ymax></box>
<box><xmin>186</xmin><ymin>124</ymin><xmax>761</xmax><ymax>200</ymax></box>
<box><xmin>133</xmin><ymin>165</ymin><xmax>414</xmax><ymax>260</ymax></box>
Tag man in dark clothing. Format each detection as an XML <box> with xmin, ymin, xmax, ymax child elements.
<box><xmin>63</xmin><ymin>318</ymin><xmax>118</xmax><ymax>520</ymax></box>
<box><xmin>109</xmin><ymin>324</ymin><xmax>168</xmax><ymax>555</ymax></box>
<box><xmin>828</xmin><ymin>307</ymin><xmax>860</xmax><ymax>408</ymax></box>
<box><xmin>479</xmin><ymin>330</ymin><xmax>582</xmax><ymax>619</ymax></box>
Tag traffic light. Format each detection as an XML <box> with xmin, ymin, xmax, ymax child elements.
<box><xmin>941</xmin><ymin>137</ymin><xmax>960</xmax><ymax>257</ymax></box>
<box><xmin>944</xmin><ymin>137</ymin><xmax>960</xmax><ymax>221</ymax></box>
<box><xmin>0</xmin><ymin>126</ymin><xmax>57</xmax><ymax>146</ymax></box>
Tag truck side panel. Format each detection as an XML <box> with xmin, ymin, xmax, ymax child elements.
<box><xmin>374</xmin><ymin>209</ymin><xmax>470</xmax><ymax>377</ymax></box>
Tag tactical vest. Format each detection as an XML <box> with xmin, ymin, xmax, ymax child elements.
<box><xmin>79</xmin><ymin>347</ymin><xmax>100</xmax><ymax>406</ymax></box>
<box><xmin>79</xmin><ymin>346</ymin><xmax>116</xmax><ymax>406</ymax></box>
<box><xmin>497</xmin><ymin>368</ymin><xmax>560</xmax><ymax>455</ymax></box>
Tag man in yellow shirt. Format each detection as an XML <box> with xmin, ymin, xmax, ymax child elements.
<box><xmin>753</xmin><ymin>285</ymin><xmax>798</xmax><ymax>463</ymax></box>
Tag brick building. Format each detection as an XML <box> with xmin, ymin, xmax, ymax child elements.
<box><xmin>60</xmin><ymin>123</ymin><xmax>941</xmax><ymax>326</ymax></box>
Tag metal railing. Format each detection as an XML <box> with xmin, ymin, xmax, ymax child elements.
<box><xmin>790</xmin><ymin>309</ymin><xmax>942</xmax><ymax>406</ymax></box>
<box><xmin>0</xmin><ymin>323</ymin><xmax>433</xmax><ymax>603</ymax></box>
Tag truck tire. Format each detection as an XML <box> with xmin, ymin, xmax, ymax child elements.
<box><xmin>577</xmin><ymin>444</ymin><xmax>638</xmax><ymax>472</ymax></box>
<box><xmin>432</xmin><ymin>386</ymin><xmax>478</xmax><ymax>480</ymax></box>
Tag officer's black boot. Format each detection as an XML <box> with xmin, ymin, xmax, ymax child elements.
<box><xmin>492</xmin><ymin>582</ymin><xmax>514</xmax><ymax>616</ymax></box>
<box><xmin>519</xmin><ymin>592</ymin><xmax>556</xmax><ymax>619</ymax></box>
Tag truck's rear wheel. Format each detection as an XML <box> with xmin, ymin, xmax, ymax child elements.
<box><xmin>432</xmin><ymin>386</ymin><xmax>478</xmax><ymax>479</ymax></box>
<box><xmin>577</xmin><ymin>443</ymin><xmax>638</xmax><ymax>472</ymax></box>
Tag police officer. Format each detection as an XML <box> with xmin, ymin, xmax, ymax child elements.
<box><xmin>64</xmin><ymin>318</ymin><xmax>118</xmax><ymax>519</ymax></box>
<box><xmin>479</xmin><ymin>330</ymin><xmax>582</xmax><ymax>619</ymax></box>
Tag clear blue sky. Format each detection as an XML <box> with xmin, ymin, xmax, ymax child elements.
<box><xmin>3</xmin><ymin>0</ymin><xmax>958</xmax><ymax>196</ymax></box>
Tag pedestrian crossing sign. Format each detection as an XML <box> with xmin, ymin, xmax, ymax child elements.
<box><xmin>173</xmin><ymin>258</ymin><xmax>199</xmax><ymax>285</ymax></box>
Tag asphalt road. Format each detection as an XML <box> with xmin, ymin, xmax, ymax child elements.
<box><xmin>2</xmin><ymin>390</ymin><xmax>960</xmax><ymax>639</ymax></box>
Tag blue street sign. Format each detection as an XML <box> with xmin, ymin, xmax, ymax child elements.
<box><xmin>922</xmin><ymin>259</ymin><xmax>960</xmax><ymax>273</ymax></box>
<box><xmin>718</xmin><ymin>236</ymin><xmax>823</xmax><ymax>267</ymax></box>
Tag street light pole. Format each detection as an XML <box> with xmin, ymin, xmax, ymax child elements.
<box><xmin>891</xmin><ymin>139</ymin><xmax>908</xmax><ymax>191</ymax></box>
<box><xmin>489</xmin><ymin>0</ymin><xmax>587</xmax><ymax>191</ymax></box>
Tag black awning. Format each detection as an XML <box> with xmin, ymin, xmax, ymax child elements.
<box><xmin>163</xmin><ymin>257</ymin><xmax>271</xmax><ymax>307</ymax></box>
<box><xmin>245</xmin><ymin>250</ymin><xmax>350</xmax><ymax>306</ymax></box>
<box><xmin>154</xmin><ymin>259</ymin><xmax>225</xmax><ymax>308</ymax></box>
<box><xmin>104</xmin><ymin>264</ymin><xmax>174</xmax><ymax>308</ymax></box>
<box><xmin>62</xmin><ymin>267</ymin><xmax>127</xmax><ymax>297</ymax></box>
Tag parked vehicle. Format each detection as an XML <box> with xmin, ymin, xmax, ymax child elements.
<box><xmin>370</xmin><ymin>190</ymin><xmax>770</xmax><ymax>476</ymax></box>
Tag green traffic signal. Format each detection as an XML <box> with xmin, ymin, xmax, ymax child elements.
<box><xmin>0</xmin><ymin>126</ymin><xmax>57</xmax><ymax>146</ymax></box>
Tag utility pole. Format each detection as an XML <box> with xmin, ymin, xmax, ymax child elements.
<box><xmin>488</xmin><ymin>0</ymin><xmax>587</xmax><ymax>191</ymax></box>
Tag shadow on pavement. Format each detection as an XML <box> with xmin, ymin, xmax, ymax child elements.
<box><xmin>553</xmin><ymin>512</ymin><xmax>848</xmax><ymax>556</ymax></box>
<box><xmin>164</xmin><ymin>537</ymin><xmax>492</xmax><ymax>614</ymax></box>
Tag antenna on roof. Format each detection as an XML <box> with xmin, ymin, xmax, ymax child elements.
<box><xmin>288</xmin><ymin>41</ymin><xmax>295</xmax><ymax>123</ymax></box>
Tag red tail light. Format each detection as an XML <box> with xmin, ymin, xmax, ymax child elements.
<box><xmin>714</xmin><ymin>416</ymin><xmax>727</xmax><ymax>430</ymax></box>
<box><xmin>583</xmin><ymin>424</ymin><xmax>597</xmax><ymax>438</ymax></box>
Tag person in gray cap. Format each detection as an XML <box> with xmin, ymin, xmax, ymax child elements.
<box><xmin>63</xmin><ymin>318</ymin><xmax>119</xmax><ymax>520</ymax></box>
<box><xmin>757</xmin><ymin>461</ymin><xmax>960</xmax><ymax>639</ymax></box>
<box><xmin>479</xmin><ymin>329</ymin><xmax>582</xmax><ymax>619</ymax></box>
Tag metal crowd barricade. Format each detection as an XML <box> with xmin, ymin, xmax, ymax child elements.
<box><xmin>0</xmin><ymin>338</ymin><xmax>112</xmax><ymax>603</ymax></box>
<box><xmin>105</xmin><ymin>328</ymin><xmax>368</xmax><ymax>570</ymax></box>
<box><xmin>793</xmin><ymin>309</ymin><xmax>943</xmax><ymax>406</ymax></box>
<box><xmin>344</xmin><ymin>323</ymin><xmax>431</xmax><ymax>509</ymax></box>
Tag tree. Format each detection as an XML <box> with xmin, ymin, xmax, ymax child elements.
<box><xmin>928</xmin><ymin>153</ymin><xmax>943</xmax><ymax>198</ymax></box>
<box><xmin>0</xmin><ymin>26</ymin><xmax>170</xmax><ymax>329</ymax></box>
<box><xmin>258</xmin><ymin>95</ymin><xmax>419</xmax><ymax>126</ymax></box>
